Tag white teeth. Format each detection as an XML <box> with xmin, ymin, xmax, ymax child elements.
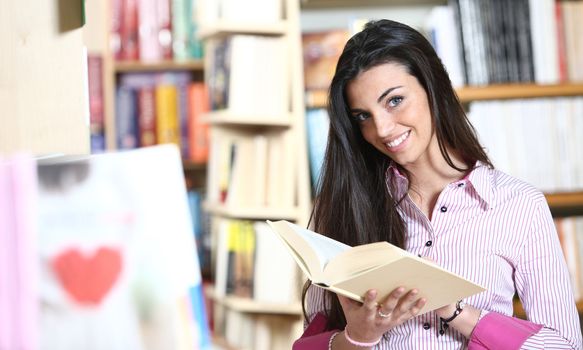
<box><xmin>386</xmin><ymin>131</ymin><xmax>410</xmax><ymax>148</ymax></box>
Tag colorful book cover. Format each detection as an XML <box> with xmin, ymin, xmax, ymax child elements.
<box><xmin>187</xmin><ymin>83</ymin><xmax>210</xmax><ymax>163</ymax></box>
<box><xmin>302</xmin><ymin>29</ymin><xmax>349</xmax><ymax>91</ymax></box>
<box><xmin>155</xmin><ymin>84</ymin><xmax>180</xmax><ymax>147</ymax></box>
<box><xmin>87</xmin><ymin>54</ymin><xmax>106</xmax><ymax>153</ymax></box>
<box><xmin>120</xmin><ymin>0</ymin><xmax>140</xmax><ymax>60</ymax></box>
<box><xmin>137</xmin><ymin>87</ymin><xmax>157</xmax><ymax>147</ymax></box>
<box><xmin>137</xmin><ymin>0</ymin><xmax>162</xmax><ymax>62</ymax></box>
<box><xmin>115</xmin><ymin>86</ymin><xmax>139</xmax><ymax>150</ymax></box>
<box><xmin>36</xmin><ymin>145</ymin><xmax>210</xmax><ymax>349</ymax></box>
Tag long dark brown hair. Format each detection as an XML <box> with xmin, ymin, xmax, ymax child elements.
<box><xmin>303</xmin><ymin>19</ymin><xmax>493</xmax><ymax>331</ymax></box>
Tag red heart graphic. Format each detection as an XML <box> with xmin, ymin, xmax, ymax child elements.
<box><xmin>52</xmin><ymin>247</ymin><xmax>123</xmax><ymax>306</ymax></box>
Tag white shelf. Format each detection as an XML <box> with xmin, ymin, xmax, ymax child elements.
<box><xmin>203</xmin><ymin>201</ymin><xmax>298</xmax><ymax>220</ymax></box>
<box><xmin>203</xmin><ymin>110</ymin><xmax>293</xmax><ymax>126</ymax></box>
<box><xmin>206</xmin><ymin>286</ymin><xmax>303</xmax><ymax>315</ymax></box>
<box><xmin>199</xmin><ymin>21</ymin><xmax>289</xmax><ymax>40</ymax></box>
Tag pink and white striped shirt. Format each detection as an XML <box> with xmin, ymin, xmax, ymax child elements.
<box><xmin>302</xmin><ymin>163</ymin><xmax>582</xmax><ymax>349</ymax></box>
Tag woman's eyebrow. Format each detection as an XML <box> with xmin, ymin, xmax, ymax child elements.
<box><xmin>377</xmin><ymin>86</ymin><xmax>403</xmax><ymax>103</ymax></box>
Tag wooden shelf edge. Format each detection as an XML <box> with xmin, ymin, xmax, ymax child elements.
<box><xmin>203</xmin><ymin>111</ymin><xmax>293</xmax><ymax>126</ymax></box>
<box><xmin>202</xmin><ymin>201</ymin><xmax>298</xmax><ymax>220</ymax></box>
<box><xmin>545</xmin><ymin>191</ymin><xmax>583</xmax><ymax>209</ymax></box>
<box><xmin>456</xmin><ymin>83</ymin><xmax>583</xmax><ymax>102</ymax></box>
<box><xmin>182</xmin><ymin>160</ymin><xmax>207</xmax><ymax>171</ymax></box>
<box><xmin>300</xmin><ymin>0</ymin><xmax>446</xmax><ymax>9</ymax></box>
<box><xmin>305</xmin><ymin>83</ymin><xmax>583</xmax><ymax>108</ymax></box>
<box><xmin>114</xmin><ymin>59</ymin><xmax>204</xmax><ymax>72</ymax></box>
<box><xmin>205</xmin><ymin>285</ymin><xmax>303</xmax><ymax>315</ymax></box>
<box><xmin>199</xmin><ymin>21</ymin><xmax>289</xmax><ymax>40</ymax></box>
<box><xmin>211</xmin><ymin>335</ymin><xmax>240</xmax><ymax>350</ymax></box>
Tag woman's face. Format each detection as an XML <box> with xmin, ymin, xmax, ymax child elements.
<box><xmin>346</xmin><ymin>62</ymin><xmax>439</xmax><ymax>169</ymax></box>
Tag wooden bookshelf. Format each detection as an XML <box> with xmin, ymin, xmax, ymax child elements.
<box><xmin>198</xmin><ymin>21</ymin><xmax>289</xmax><ymax>40</ymax></box>
<box><xmin>456</xmin><ymin>83</ymin><xmax>583</xmax><ymax>102</ymax></box>
<box><xmin>300</xmin><ymin>0</ymin><xmax>445</xmax><ymax>8</ymax></box>
<box><xmin>203</xmin><ymin>201</ymin><xmax>298</xmax><ymax>220</ymax></box>
<box><xmin>212</xmin><ymin>295</ymin><xmax>303</xmax><ymax>315</ymax></box>
<box><xmin>545</xmin><ymin>192</ymin><xmax>583</xmax><ymax>211</ymax></box>
<box><xmin>211</xmin><ymin>336</ymin><xmax>240</xmax><ymax>350</ymax></box>
<box><xmin>305</xmin><ymin>83</ymin><xmax>583</xmax><ymax>108</ymax></box>
<box><xmin>200</xmin><ymin>3</ymin><xmax>310</xmax><ymax>345</ymax></box>
<box><xmin>182</xmin><ymin>160</ymin><xmax>207</xmax><ymax>171</ymax></box>
<box><xmin>203</xmin><ymin>111</ymin><xmax>294</xmax><ymax>126</ymax></box>
<box><xmin>205</xmin><ymin>285</ymin><xmax>302</xmax><ymax>315</ymax></box>
<box><xmin>114</xmin><ymin>59</ymin><xmax>204</xmax><ymax>72</ymax></box>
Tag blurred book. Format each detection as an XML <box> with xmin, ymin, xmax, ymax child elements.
<box><xmin>302</xmin><ymin>29</ymin><xmax>349</xmax><ymax>91</ymax></box>
<box><xmin>1</xmin><ymin>145</ymin><xmax>212</xmax><ymax>350</ymax></box>
<box><xmin>305</xmin><ymin>108</ymin><xmax>329</xmax><ymax>194</ymax></box>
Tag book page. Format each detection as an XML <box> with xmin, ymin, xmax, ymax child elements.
<box><xmin>322</xmin><ymin>242</ymin><xmax>403</xmax><ymax>285</ymax></box>
<box><xmin>328</xmin><ymin>256</ymin><xmax>485</xmax><ymax>315</ymax></box>
<box><xmin>266</xmin><ymin>220</ymin><xmax>350</xmax><ymax>282</ymax></box>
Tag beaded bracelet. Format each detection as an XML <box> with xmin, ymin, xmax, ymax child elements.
<box><xmin>344</xmin><ymin>326</ymin><xmax>382</xmax><ymax>348</ymax></box>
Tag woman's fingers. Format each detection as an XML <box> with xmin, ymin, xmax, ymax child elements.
<box><xmin>377</xmin><ymin>287</ymin><xmax>405</xmax><ymax>317</ymax></box>
<box><xmin>377</xmin><ymin>288</ymin><xmax>427</xmax><ymax>322</ymax></box>
<box><xmin>394</xmin><ymin>289</ymin><xmax>426</xmax><ymax>321</ymax></box>
<box><xmin>362</xmin><ymin>289</ymin><xmax>378</xmax><ymax>312</ymax></box>
<box><xmin>338</xmin><ymin>289</ymin><xmax>378</xmax><ymax>314</ymax></box>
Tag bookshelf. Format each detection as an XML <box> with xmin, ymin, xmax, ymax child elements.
<box><xmin>114</xmin><ymin>59</ymin><xmax>205</xmax><ymax>72</ymax></box>
<box><xmin>205</xmin><ymin>285</ymin><xmax>303</xmax><ymax>315</ymax></box>
<box><xmin>82</xmin><ymin>0</ymin><xmax>217</xmax><ymax>347</ymax></box>
<box><xmin>82</xmin><ymin>0</ymin><xmax>208</xmax><ymax>157</ymax></box>
<box><xmin>199</xmin><ymin>0</ymin><xmax>311</xmax><ymax>348</ymax></box>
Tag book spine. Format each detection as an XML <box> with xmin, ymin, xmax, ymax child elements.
<box><xmin>187</xmin><ymin>83</ymin><xmax>210</xmax><ymax>163</ymax></box>
<box><xmin>189</xmin><ymin>0</ymin><xmax>204</xmax><ymax>59</ymax></box>
<box><xmin>120</xmin><ymin>0</ymin><xmax>139</xmax><ymax>60</ymax></box>
<box><xmin>87</xmin><ymin>54</ymin><xmax>106</xmax><ymax>153</ymax></box>
<box><xmin>137</xmin><ymin>0</ymin><xmax>162</xmax><ymax>62</ymax></box>
<box><xmin>155</xmin><ymin>84</ymin><xmax>180</xmax><ymax>146</ymax></box>
<box><xmin>137</xmin><ymin>87</ymin><xmax>157</xmax><ymax>147</ymax></box>
<box><xmin>110</xmin><ymin>0</ymin><xmax>123</xmax><ymax>60</ymax></box>
<box><xmin>172</xmin><ymin>0</ymin><xmax>190</xmax><ymax>60</ymax></box>
<box><xmin>157</xmin><ymin>0</ymin><xmax>173</xmax><ymax>60</ymax></box>
<box><xmin>115</xmin><ymin>86</ymin><xmax>139</xmax><ymax>149</ymax></box>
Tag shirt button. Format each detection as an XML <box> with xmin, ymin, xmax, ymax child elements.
<box><xmin>423</xmin><ymin>322</ymin><xmax>431</xmax><ymax>330</ymax></box>
<box><xmin>425</xmin><ymin>240</ymin><xmax>433</xmax><ymax>247</ymax></box>
<box><xmin>457</xmin><ymin>183</ymin><xmax>464</xmax><ymax>188</ymax></box>
<box><xmin>440</xmin><ymin>206</ymin><xmax>447</xmax><ymax>212</ymax></box>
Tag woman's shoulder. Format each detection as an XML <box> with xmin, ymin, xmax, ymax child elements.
<box><xmin>486</xmin><ymin>167</ymin><xmax>547</xmax><ymax>206</ymax></box>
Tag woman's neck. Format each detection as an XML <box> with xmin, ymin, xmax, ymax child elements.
<box><xmin>405</xmin><ymin>151</ymin><xmax>468</xmax><ymax>220</ymax></box>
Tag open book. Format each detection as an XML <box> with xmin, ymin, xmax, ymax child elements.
<box><xmin>266</xmin><ymin>220</ymin><xmax>485</xmax><ymax>315</ymax></box>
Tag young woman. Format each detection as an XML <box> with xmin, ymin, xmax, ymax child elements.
<box><xmin>294</xmin><ymin>20</ymin><xmax>582</xmax><ymax>349</ymax></box>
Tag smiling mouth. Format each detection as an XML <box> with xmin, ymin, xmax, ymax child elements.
<box><xmin>385</xmin><ymin>131</ymin><xmax>410</xmax><ymax>148</ymax></box>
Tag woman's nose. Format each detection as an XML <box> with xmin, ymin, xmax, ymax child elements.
<box><xmin>372</xmin><ymin>114</ymin><xmax>395</xmax><ymax>138</ymax></box>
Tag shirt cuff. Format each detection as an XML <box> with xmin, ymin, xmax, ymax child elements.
<box><xmin>293</xmin><ymin>330</ymin><xmax>338</xmax><ymax>350</ymax></box>
<box><xmin>468</xmin><ymin>312</ymin><xmax>544</xmax><ymax>350</ymax></box>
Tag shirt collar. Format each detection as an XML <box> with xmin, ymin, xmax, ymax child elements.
<box><xmin>385</xmin><ymin>160</ymin><xmax>493</xmax><ymax>209</ymax></box>
<box><xmin>466</xmin><ymin>161</ymin><xmax>493</xmax><ymax>210</ymax></box>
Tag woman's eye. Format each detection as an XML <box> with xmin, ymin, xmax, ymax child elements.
<box><xmin>353</xmin><ymin>113</ymin><xmax>369</xmax><ymax>122</ymax></box>
<box><xmin>387</xmin><ymin>96</ymin><xmax>403</xmax><ymax>107</ymax></box>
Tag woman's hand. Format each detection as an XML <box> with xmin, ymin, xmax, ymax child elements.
<box><xmin>337</xmin><ymin>287</ymin><xmax>427</xmax><ymax>343</ymax></box>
